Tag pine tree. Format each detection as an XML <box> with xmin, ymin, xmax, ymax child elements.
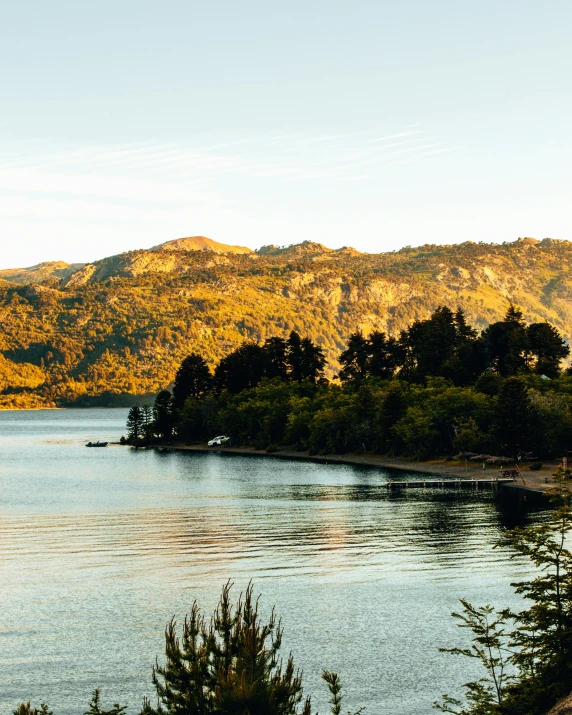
<box><xmin>527</xmin><ymin>322</ymin><xmax>570</xmax><ymax>378</ymax></box>
<box><xmin>339</xmin><ymin>331</ymin><xmax>370</xmax><ymax>385</ymax></box>
<box><xmin>286</xmin><ymin>331</ymin><xmax>305</xmax><ymax>382</ymax></box>
<box><xmin>299</xmin><ymin>337</ymin><xmax>326</xmax><ymax>383</ymax></box>
<box><xmin>493</xmin><ymin>377</ymin><xmax>533</xmax><ymax>457</ymax></box>
<box><xmin>263</xmin><ymin>337</ymin><xmax>289</xmax><ymax>380</ymax></box>
<box><xmin>481</xmin><ymin>304</ymin><xmax>529</xmax><ymax>377</ymax></box>
<box><xmin>172</xmin><ymin>354</ymin><xmax>212</xmax><ymax>409</ymax></box>
<box><xmin>141</xmin><ymin>405</ymin><xmax>154</xmax><ymax>443</ymax></box>
<box><xmin>84</xmin><ymin>689</ymin><xmax>127</xmax><ymax>715</ymax></box>
<box><xmin>368</xmin><ymin>331</ymin><xmax>400</xmax><ymax>379</ymax></box>
<box><xmin>150</xmin><ymin>582</ymin><xmax>312</xmax><ymax>715</ymax></box>
<box><xmin>153</xmin><ymin>390</ymin><xmax>174</xmax><ymax>440</ymax></box>
<box><xmin>126</xmin><ymin>406</ymin><xmax>143</xmax><ymax>443</ymax></box>
<box><xmin>13</xmin><ymin>704</ymin><xmax>53</xmax><ymax>715</ymax></box>
<box><xmin>214</xmin><ymin>342</ymin><xmax>266</xmax><ymax>393</ymax></box>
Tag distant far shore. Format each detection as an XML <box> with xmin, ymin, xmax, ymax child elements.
<box><xmin>154</xmin><ymin>443</ymin><xmax>560</xmax><ymax>497</ymax></box>
<box><xmin>0</xmin><ymin>406</ymin><xmax>62</xmax><ymax>411</ymax></box>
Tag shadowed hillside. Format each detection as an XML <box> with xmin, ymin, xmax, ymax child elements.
<box><xmin>2</xmin><ymin>235</ymin><xmax>572</xmax><ymax>407</ymax></box>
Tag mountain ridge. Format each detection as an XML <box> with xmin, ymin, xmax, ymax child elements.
<box><xmin>2</xmin><ymin>235</ymin><xmax>572</xmax><ymax>407</ymax></box>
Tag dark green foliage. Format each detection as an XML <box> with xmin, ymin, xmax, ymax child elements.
<box><xmin>13</xmin><ymin>704</ymin><xmax>53</xmax><ymax>715</ymax></box>
<box><xmin>435</xmin><ymin>602</ymin><xmax>512</xmax><ymax>715</ymax></box>
<box><xmin>286</xmin><ymin>331</ymin><xmax>326</xmax><ymax>384</ymax></box>
<box><xmin>474</xmin><ymin>372</ymin><xmax>503</xmax><ymax>396</ymax></box>
<box><xmin>500</xmin><ymin>493</ymin><xmax>572</xmax><ymax>714</ymax></box>
<box><xmin>153</xmin><ymin>390</ymin><xmax>174</xmax><ymax>440</ymax></box>
<box><xmin>84</xmin><ymin>690</ymin><xmax>127</xmax><ymax>715</ymax></box>
<box><xmin>402</xmin><ymin>306</ymin><xmax>460</xmax><ymax>379</ymax></box>
<box><xmin>481</xmin><ymin>305</ymin><xmax>529</xmax><ymax>377</ymax></box>
<box><xmin>134</xmin><ymin>307</ymin><xmax>572</xmax><ymax>460</ymax></box>
<box><xmin>322</xmin><ymin>671</ymin><xmax>364</xmax><ymax>715</ymax></box>
<box><xmin>436</xmin><ymin>491</ymin><xmax>572</xmax><ymax>715</ymax></box>
<box><xmin>172</xmin><ymin>354</ymin><xmax>212</xmax><ymax>409</ymax></box>
<box><xmin>211</xmin><ymin>333</ymin><xmax>326</xmax><ymax>395</ymax></box>
<box><xmin>339</xmin><ymin>331</ymin><xmax>370</xmax><ymax>385</ymax></box>
<box><xmin>263</xmin><ymin>337</ymin><xmax>289</xmax><ymax>380</ymax></box>
<box><xmin>493</xmin><ymin>378</ymin><xmax>533</xmax><ymax>457</ymax></box>
<box><xmin>150</xmin><ymin>581</ymin><xmax>312</xmax><ymax>715</ymax></box>
<box><xmin>527</xmin><ymin>322</ymin><xmax>570</xmax><ymax>378</ymax></box>
<box><xmin>142</xmin><ymin>405</ymin><xmax>154</xmax><ymax>442</ymax></box>
<box><xmin>368</xmin><ymin>331</ymin><xmax>400</xmax><ymax>379</ymax></box>
<box><xmin>126</xmin><ymin>405</ymin><xmax>143</xmax><ymax>442</ymax></box>
<box><xmin>214</xmin><ymin>342</ymin><xmax>266</xmax><ymax>394</ymax></box>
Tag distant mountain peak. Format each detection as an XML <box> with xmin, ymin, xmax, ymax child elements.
<box><xmin>151</xmin><ymin>236</ymin><xmax>253</xmax><ymax>255</ymax></box>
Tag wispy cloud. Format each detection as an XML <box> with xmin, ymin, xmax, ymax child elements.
<box><xmin>0</xmin><ymin>128</ymin><xmax>462</xmax><ymax>224</ymax></box>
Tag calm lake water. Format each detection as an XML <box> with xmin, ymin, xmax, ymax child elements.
<box><xmin>0</xmin><ymin>409</ymin><xmax>542</xmax><ymax>715</ymax></box>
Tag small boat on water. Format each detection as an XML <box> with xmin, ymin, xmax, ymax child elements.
<box><xmin>86</xmin><ymin>441</ymin><xmax>108</xmax><ymax>448</ymax></box>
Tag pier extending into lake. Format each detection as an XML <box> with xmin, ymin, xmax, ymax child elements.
<box><xmin>386</xmin><ymin>477</ymin><xmax>515</xmax><ymax>489</ymax></box>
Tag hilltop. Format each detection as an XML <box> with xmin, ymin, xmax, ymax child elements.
<box><xmin>2</xmin><ymin>235</ymin><xmax>572</xmax><ymax>407</ymax></box>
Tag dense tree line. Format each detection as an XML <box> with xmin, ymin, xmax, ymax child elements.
<box><xmin>338</xmin><ymin>305</ymin><xmax>569</xmax><ymax>385</ymax></box>
<box><xmin>126</xmin><ymin>306</ymin><xmax>572</xmax><ymax>460</ymax></box>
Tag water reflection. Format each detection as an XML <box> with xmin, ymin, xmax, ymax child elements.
<box><xmin>0</xmin><ymin>410</ymin><xmax>546</xmax><ymax>715</ymax></box>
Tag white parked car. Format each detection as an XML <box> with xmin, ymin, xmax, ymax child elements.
<box><xmin>208</xmin><ymin>435</ymin><xmax>231</xmax><ymax>447</ymax></box>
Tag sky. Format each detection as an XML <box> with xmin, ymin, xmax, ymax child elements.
<box><xmin>1</xmin><ymin>0</ymin><xmax>571</xmax><ymax>268</ymax></box>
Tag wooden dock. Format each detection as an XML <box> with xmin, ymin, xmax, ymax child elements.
<box><xmin>386</xmin><ymin>477</ymin><xmax>515</xmax><ymax>489</ymax></box>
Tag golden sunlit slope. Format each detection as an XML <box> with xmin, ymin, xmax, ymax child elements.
<box><xmin>152</xmin><ymin>235</ymin><xmax>253</xmax><ymax>254</ymax></box>
<box><xmin>1</xmin><ymin>236</ymin><xmax>572</xmax><ymax>406</ymax></box>
<box><xmin>0</xmin><ymin>261</ymin><xmax>85</xmax><ymax>285</ymax></box>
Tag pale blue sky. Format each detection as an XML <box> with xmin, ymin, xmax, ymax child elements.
<box><xmin>1</xmin><ymin>1</ymin><xmax>571</xmax><ymax>268</ymax></box>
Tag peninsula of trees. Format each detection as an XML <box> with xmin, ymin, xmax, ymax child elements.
<box><xmin>126</xmin><ymin>305</ymin><xmax>572</xmax><ymax>461</ymax></box>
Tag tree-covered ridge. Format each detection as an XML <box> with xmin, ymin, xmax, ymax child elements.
<box><xmin>3</xmin><ymin>236</ymin><xmax>572</xmax><ymax>408</ymax></box>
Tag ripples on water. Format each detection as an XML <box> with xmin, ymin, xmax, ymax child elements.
<box><xmin>0</xmin><ymin>409</ymin><xmax>543</xmax><ymax>715</ymax></box>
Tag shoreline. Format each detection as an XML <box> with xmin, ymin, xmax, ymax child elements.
<box><xmin>158</xmin><ymin>443</ymin><xmax>560</xmax><ymax>498</ymax></box>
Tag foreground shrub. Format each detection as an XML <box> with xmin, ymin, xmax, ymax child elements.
<box><xmin>435</xmin><ymin>488</ymin><xmax>572</xmax><ymax>715</ymax></box>
<box><xmin>15</xmin><ymin>583</ymin><xmax>360</xmax><ymax>715</ymax></box>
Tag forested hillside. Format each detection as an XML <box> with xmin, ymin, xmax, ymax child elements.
<box><xmin>2</xmin><ymin>235</ymin><xmax>572</xmax><ymax>408</ymax></box>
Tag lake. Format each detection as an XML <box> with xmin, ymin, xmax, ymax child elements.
<box><xmin>0</xmin><ymin>409</ymin><xmax>541</xmax><ymax>715</ymax></box>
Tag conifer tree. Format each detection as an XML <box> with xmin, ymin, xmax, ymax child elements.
<box><xmin>126</xmin><ymin>406</ymin><xmax>143</xmax><ymax>443</ymax></box>
<box><xmin>172</xmin><ymin>354</ymin><xmax>212</xmax><ymax>409</ymax></box>
<box><xmin>299</xmin><ymin>337</ymin><xmax>326</xmax><ymax>383</ymax></box>
<box><xmin>153</xmin><ymin>390</ymin><xmax>174</xmax><ymax>440</ymax></box>
<box><xmin>481</xmin><ymin>304</ymin><xmax>529</xmax><ymax>377</ymax></box>
<box><xmin>142</xmin><ymin>405</ymin><xmax>154</xmax><ymax>443</ymax></box>
<box><xmin>368</xmin><ymin>330</ymin><xmax>400</xmax><ymax>379</ymax></box>
<box><xmin>527</xmin><ymin>322</ymin><xmax>569</xmax><ymax>378</ymax></box>
<box><xmin>286</xmin><ymin>331</ymin><xmax>305</xmax><ymax>382</ymax></box>
<box><xmin>339</xmin><ymin>331</ymin><xmax>370</xmax><ymax>385</ymax></box>
<box><xmin>13</xmin><ymin>704</ymin><xmax>53</xmax><ymax>715</ymax></box>
<box><xmin>150</xmin><ymin>582</ymin><xmax>312</xmax><ymax>715</ymax></box>
<box><xmin>263</xmin><ymin>337</ymin><xmax>289</xmax><ymax>380</ymax></box>
<box><xmin>493</xmin><ymin>377</ymin><xmax>533</xmax><ymax>457</ymax></box>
